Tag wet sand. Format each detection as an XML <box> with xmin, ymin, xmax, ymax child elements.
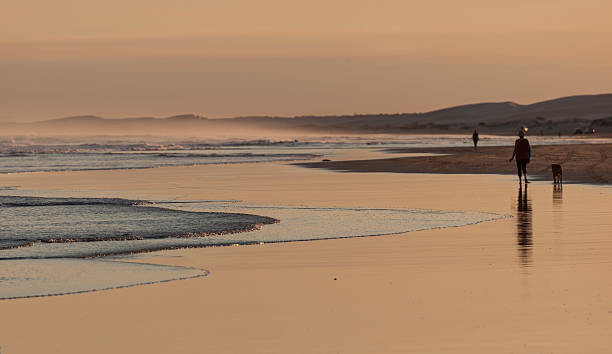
<box><xmin>299</xmin><ymin>143</ymin><xmax>612</xmax><ymax>184</ymax></box>
<box><xmin>1</xmin><ymin>161</ymin><xmax>612</xmax><ymax>353</ymax></box>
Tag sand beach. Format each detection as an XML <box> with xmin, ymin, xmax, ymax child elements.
<box><xmin>2</xmin><ymin>144</ymin><xmax>612</xmax><ymax>353</ymax></box>
<box><xmin>300</xmin><ymin>143</ymin><xmax>612</xmax><ymax>184</ymax></box>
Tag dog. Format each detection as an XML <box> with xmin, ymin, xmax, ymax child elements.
<box><xmin>551</xmin><ymin>164</ymin><xmax>563</xmax><ymax>184</ymax></box>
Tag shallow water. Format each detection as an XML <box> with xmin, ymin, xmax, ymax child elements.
<box><xmin>0</xmin><ymin>151</ymin><xmax>321</xmax><ymax>173</ymax></box>
<box><xmin>0</xmin><ymin>196</ymin><xmax>276</xmax><ymax>252</ymax></box>
<box><xmin>0</xmin><ymin>195</ymin><xmax>270</xmax><ymax>299</ymax></box>
<box><xmin>0</xmin><ymin>259</ymin><xmax>207</xmax><ymax>300</ymax></box>
<box><xmin>1</xmin><ymin>134</ymin><xmax>610</xmax><ymax>173</ymax></box>
<box><xmin>0</xmin><ymin>200</ymin><xmax>505</xmax><ymax>260</ymax></box>
<box><xmin>0</xmin><ymin>195</ymin><xmax>506</xmax><ymax>299</ymax></box>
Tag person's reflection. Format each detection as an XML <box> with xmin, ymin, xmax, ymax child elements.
<box><xmin>517</xmin><ymin>184</ymin><xmax>533</xmax><ymax>267</ymax></box>
<box><xmin>553</xmin><ymin>183</ymin><xmax>563</xmax><ymax>209</ymax></box>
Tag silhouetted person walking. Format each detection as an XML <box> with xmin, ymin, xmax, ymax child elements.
<box><xmin>509</xmin><ymin>130</ymin><xmax>531</xmax><ymax>183</ymax></box>
<box><xmin>472</xmin><ymin>130</ymin><xmax>479</xmax><ymax>150</ymax></box>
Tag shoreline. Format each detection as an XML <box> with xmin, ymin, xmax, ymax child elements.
<box><xmin>2</xmin><ymin>159</ymin><xmax>612</xmax><ymax>353</ymax></box>
<box><xmin>3</xmin><ymin>173</ymin><xmax>612</xmax><ymax>353</ymax></box>
<box><xmin>297</xmin><ymin>142</ymin><xmax>612</xmax><ymax>184</ymax></box>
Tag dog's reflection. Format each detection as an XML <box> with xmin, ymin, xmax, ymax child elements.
<box><xmin>517</xmin><ymin>184</ymin><xmax>533</xmax><ymax>267</ymax></box>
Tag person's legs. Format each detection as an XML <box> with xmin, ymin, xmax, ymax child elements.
<box><xmin>516</xmin><ymin>160</ymin><xmax>523</xmax><ymax>182</ymax></box>
<box><xmin>523</xmin><ymin>162</ymin><xmax>529</xmax><ymax>183</ymax></box>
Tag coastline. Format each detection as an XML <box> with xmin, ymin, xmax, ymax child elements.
<box><xmin>2</xmin><ymin>157</ymin><xmax>612</xmax><ymax>353</ymax></box>
<box><xmin>297</xmin><ymin>143</ymin><xmax>612</xmax><ymax>184</ymax></box>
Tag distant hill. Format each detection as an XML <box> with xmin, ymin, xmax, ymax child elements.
<box><xmin>3</xmin><ymin>94</ymin><xmax>612</xmax><ymax>136</ymax></box>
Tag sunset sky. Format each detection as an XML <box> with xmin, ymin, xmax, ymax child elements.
<box><xmin>2</xmin><ymin>0</ymin><xmax>612</xmax><ymax>121</ymax></box>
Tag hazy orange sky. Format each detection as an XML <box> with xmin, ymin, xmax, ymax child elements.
<box><xmin>2</xmin><ymin>0</ymin><xmax>612</xmax><ymax>121</ymax></box>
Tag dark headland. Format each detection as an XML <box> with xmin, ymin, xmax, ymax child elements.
<box><xmin>3</xmin><ymin>93</ymin><xmax>612</xmax><ymax>136</ymax></box>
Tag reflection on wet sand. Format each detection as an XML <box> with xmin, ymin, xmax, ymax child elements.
<box><xmin>551</xmin><ymin>184</ymin><xmax>564</xmax><ymax>237</ymax></box>
<box><xmin>553</xmin><ymin>184</ymin><xmax>563</xmax><ymax>209</ymax></box>
<box><xmin>517</xmin><ymin>185</ymin><xmax>533</xmax><ymax>267</ymax></box>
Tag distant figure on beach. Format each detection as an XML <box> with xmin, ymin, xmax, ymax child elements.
<box><xmin>509</xmin><ymin>130</ymin><xmax>531</xmax><ymax>184</ymax></box>
<box><xmin>472</xmin><ymin>130</ymin><xmax>479</xmax><ymax>150</ymax></box>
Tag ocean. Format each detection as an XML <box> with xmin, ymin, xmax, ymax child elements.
<box><xmin>1</xmin><ymin>134</ymin><xmax>610</xmax><ymax>174</ymax></box>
